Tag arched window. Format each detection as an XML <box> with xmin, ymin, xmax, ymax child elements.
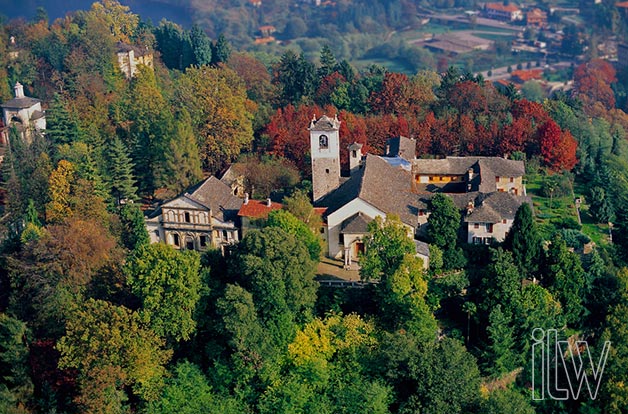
<box><xmin>319</xmin><ymin>135</ymin><xmax>329</xmax><ymax>149</ymax></box>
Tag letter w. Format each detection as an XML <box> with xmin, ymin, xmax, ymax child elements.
<box><xmin>557</xmin><ymin>340</ymin><xmax>611</xmax><ymax>400</ymax></box>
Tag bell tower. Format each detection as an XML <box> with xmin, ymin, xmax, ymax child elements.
<box><xmin>309</xmin><ymin>114</ymin><xmax>341</xmax><ymax>202</ymax></box>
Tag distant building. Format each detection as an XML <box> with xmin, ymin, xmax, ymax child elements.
<box><xmin>1</xmin><ymin>82</ymin><xmax>46</xmax><ymax>144</ymax></box>
<box><xmin>116</xmin><ymin>42</ymin><xmax>154</xmax><ymax>79</ymax></box>
<box><xmin>526</xmin><ymin>8</ymin><xmax>548</xmax><ymax>27</ymax></box>
<box><xmin>484</xmin><ymin>2</ymin><xmax>523</xmax><ymax>22</ymax></box>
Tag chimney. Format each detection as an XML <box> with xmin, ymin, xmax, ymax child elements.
<box><xmin>466</xmin><ymin>199</ymin><xmax>474</xmax><ymax>215</ymax></box>
<box><xmin>266</xmin><ymin>198</ymin><xmax>272</xmax><ymax>207</ymax></box>
<box><xmin>467</xmin><ymin>168</ymin><xmax>474</xmax><ymax>181</ymax></box>
<box><xmin>14</xmin><ymin>82</ymin><xmax>24</xmax><ymax>98</ymax></box>
<box><xmin>244</xmin><ymin>193</ymin><xmax>249</xmax><ymax>205</ymax></box>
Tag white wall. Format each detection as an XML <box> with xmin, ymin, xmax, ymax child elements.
<box><xmin>327</xmin><ymin>198</ymin><xmax>385</xmax><ymax>258</ymax></box>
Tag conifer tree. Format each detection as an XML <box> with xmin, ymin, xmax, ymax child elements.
<box><xmin>108</xmin><ymin>137</ymin><xmax>137</xmax><ymax>204</ymax></box>
<box><xmin>318</xmin><ymin>45</ymin><xmax>337</xmax><ymax>79</ymax></box>
<box><xmin>211</xmin><ymin>34</ymin><xmax>231</xmax><ymax>65</ymax></box>
<box><xmin>163</xmin><ymin>113</ymin><xmax>202</xmax><ymax>193</ymax></box>
<box><xmin>190</xmin><ymin>24</ymin><xmax>212</xmax><ymax>66</ymax></box>
<box><xmin>45</xmin><ymin>94</ymin><xmax>81</xmax><ymax>147</ymax></box>
<box><xmin>504</xmin><ymin>203</ymin><xmax>540</xmax><ymax>277</ymax></box>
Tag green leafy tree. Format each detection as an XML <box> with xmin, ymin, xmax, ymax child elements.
<box><xmin>282</xmin><ymin>189</ymin><xmax>323</xmax><ymax>233</ymax></box>
<box><xmin>175</xmin><ymin>65</ymin><xmax>254</xmax><ymax>172</ymax></box>
<box><xmin>216</xmin><ymin>284</ymin><xmax>265</xmax><ymax>355</ymax></box>
<box><xmin>361</xmin><ymin>215</ymin><xmax>415</xmax><ymax>282</ymax></box>
<box><xmin>125</xmin><ymin>243</ymin><xmax>202</xmax><ymax>342</ymax></box>
<box><xmin>57</xmin><ymin>299</ymin><xmax>172</xmax><ymax>405</ymax></box>
<box><xmin>589</xmin><ymin>186</ymin><xmax>615</xmax><ymax>223</ymax></box>
<box><xmin>266</xmin><ymin>209</ymin><xmax>321</xmax><ymax>261</ymax></box>
<box><xmin>46</xmin><ymin>160</ymin><xmax>75</xmax><ymax>224</ymax></box>
<box><xmin>480</xmin><ymin>248</ymin><xmax>523</xmax><ymax>316</ymax></box>
<box><xmin>119</xmin><ymin>203</ymin><xmax>149</xmax><ymax>251</ymax></box>
<box><xmin>146</xmin><ymin>361</ymin><xmax>220</xmax><ymax>414</ymax></box>
<box><xmin>504</xmin><ymin>203</ymin><xmax>541</xmax><ymax>277</ymax></box>
<box><xmin>273</xmin><ymin>50</ymin><xmax>317</xmax><ymax>106</ymax></box>
<box><xmin>480</xmin><ymin>387</ymin><xmax>535</xmax><ymax>414</ymax></box>
<box><xmin>427</xmin><ymin>194</ymin><xmax>465</xmax><ymax>269</ymax></box>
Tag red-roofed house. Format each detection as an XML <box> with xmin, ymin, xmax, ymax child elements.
<box><xmin>510</xmin><ymin>69</ymin><xmax>544</xmax><ymax>84</ymax></box>
<box><xmin>526</xmin><ymin>8</ymin><xmax>547</xmax><ymax>27</ymax></box>
<box><xmin>484</xmin><ymin>2</ymin><xmax>523</xmax><ymax>21</ymax></box>
<box><xmin>238</xmin><ymin>195</ymin><xmax>283</xmax><ymax>235</ymax></box>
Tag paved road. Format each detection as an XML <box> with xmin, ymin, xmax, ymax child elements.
<box><xmin>479</xmin><ymin>60</ymin><xmax>574</xmax><ymax>81</ymax></box>
<box><xmin>419</xmin><ymin>12</ymin><xmax>525</xmax><ymax>33</ymax></box>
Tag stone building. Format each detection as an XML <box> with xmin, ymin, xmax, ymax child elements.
<box><xmin>1</xmin><ymin>82</ymin><xmax>46</xmax><ymax>144</ymax></box>
<box><xmin>310</xmin><ymin>114</ymin><xmax>341</xmax><ymax>202</ymax></box>
<box><xmin>145</xmin><ymin>176</ymin><xmax>242</xmax><ymax>253</ymax></box>
<box><xmin>116</xmin><ymin>42</ymin><xmax>154</xmax><ymax>79</ymax></box>
<box><xmin>312</xmin><ymin>115</ymin><xmax>530</xmax><ymax>263</ymax></box>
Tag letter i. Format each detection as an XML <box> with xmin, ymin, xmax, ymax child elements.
<box><xmin>532</xmin><ymin>328</ymin><xmax>545</xmax><ymax>400</ymax></box>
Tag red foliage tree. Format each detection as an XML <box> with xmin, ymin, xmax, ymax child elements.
<box><xmin>339</xmin><ymin>111</ymin><xmax>368</xmax><ymax>171</ymax></box>
<box><xmin>499</xmin><ymin>117</ymin><xmax>533</xmax><ymax>156</ymax></box>
<box><xmin>315</xmin><ymin>72</ymin><xmax>346</xmax><ymax>106</ymax></box>
<box><xmin>369</xmin><ymin>72</ymin><xmax>410</xmax><ymax>115</ymax></box>
<box><xmin>538</xmin><ymin>120</ymin><xmax>577</xmax><ymax>171</ymax></box>
<box><xmin>431</xmin><ymin>115</ymin><xmax>459</xmax><ymax>156</ymax></box>
<box><xmin>574</xmin><ymin>59</ymin><xmax>617</xmax><ymax>111</ymax></box>
<box><xmin>447</xmin><ymin>80</ymin><xmax>487</xmax><ymax>116</ymax></box>
<box><xmin>415</xmin><ymin>112</ymin><xmax>436</xmax><ymax>156</ymax></box>
<box><xmin>265</xmin><ymin>104</ymin><xmax>324</xmax><ymax>173</ymax></box>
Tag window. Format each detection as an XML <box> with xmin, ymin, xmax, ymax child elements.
<box><xmin>319</xmin><ymin>135</ymin><xmax>329</xmax><ymax>149</ymax></box>
<box><xmin>186</xmin><ymin>240</ymin><xmax>194</xmax><ymax>250</ymax></box>
<box><xmin>419</xmin><ymin>210</ymin><xmax>425</xmax><ymax>216</ymax></box>
<box><xmin>184</xmin><ymin>212</ymin><xmax>191</xmax><ymax>223</ymax></box>
<box><xmin>319</xmin><ymin>227</ymin><xmax>325</xmax><ymax>234</ymax></box>
<box><xmin>325</xmin><ymin>168</ymin><xmax>330</xmax><ymax>174</ymax></box>
<box><xmin>486</xmin><ymin>223</ymin><xmax>494</xmax><ymax>233</ymax></box>
<box><xmin>339</xmin><ymin>233</ymin><xmax>345</xmax><ymax>244</ymax></box>
<box><xmin>510</xmin><ymin>177</ymin><xmax>514</xmax><ymax>183</ymax></box>
<box><xmin>352</xmin><ymin>150</ymin><xmax>357</xmax><ymax>158</ymax></box>
<box><xmin>222</xmin><ymin>230</ymin><xmax>229</xmax><ymax>240</ymax></box>
<box><xmin>495</xmin><ymin>176</ymin><xmax>500</xmax><ymax>183</ymax></box>
<box><xmin>154</xmin><ymin>230</ymin><xmax>160</xmax><ymax>238</ymax></box>
<box><xmin>200</xmin><ymin>235</ymin><xmax>207</xmax><ymax>247</ymax></box>
<box><xmin>474</xmin><ymin>223</ymin><xmax>479</xmax><ymax>229</ymax></box>
<box><xmin>502</xmin><ymin>219</ymin><xmax>507</xmax><ymax>224</ymax></box>
<box><xmin>173</xmin><ymin>234</ymin><xmax>180</xmax><ymax>246</ymax></box>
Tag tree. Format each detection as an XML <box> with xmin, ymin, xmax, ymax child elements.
<box><xmin>108</xmin><ymin>137</ymin><xmax>137</xmax><ymax>204</ymax></box>
<box><xmin>46</xmin><ymin>160</ymin><xmax>75</xmax><ymax>224</ymax></box>
<box><xmin>57</xmin><ymin>299</ymin><xmax>171</xmax><ymax>406</ymax></box>
<box><xmin>175</xmin><ymin>66</ymin><xmax>254</xmax><ymax>172</ymax></box>
<box><xmin>427</xmin><ymin>194</ymin><xmax>465</xmax><ymax>269</ymax></box>
<box><xmin>163</xmin><ymin>112</ymin><xmax>203</xmax><ymax>194</ymax></box>
<box><xmin>427</xmin><ymin>194</ymin><xmax>460</xmax><ymax>248</ymax></box>
<box><xmin>589</xmin><ymin>186</ymin><xmax>615</xmax><ymax>223</ymax></box>
<box><xmin>266</xmin><ymin>210</ymin><xmax>321</xmax><ymax>261</ymax></box>
<box><xmin>480</xmin><ymin>249</ymin><xmax>523</xmax><ymax>317</ymax></box>
<box><xmin>504</xmin><ymin>203</ymin><xmax>541</xmax><ymax>277</ymax></box>
<box><xmin>539</xmin><ymin>120</ymin><xmax>577</xmax><ymax>172</ymax></box>
<box><xmin>146</xmin><ymin>362</ymin><xmax>214</xmax><ymax>414</ymax></box>
<box><xmin>189</xmin><ymin>24</ymin><xmax>212</xmax><ymax>66</ymax></box>
<box><xmin>46</xmin><ymin>94</ymin><xmax>82</xmax><ymax>147</ymax></box>
<box><xmin>542</xmin><ymin>234</ymin><xmax>586</xmax><ymax>326</ymax></box>
<box><xmin>360</xmin><ymin>215</ymin><xmax>415</xmax><ymax>282</ymax></box>
<box><xmin>125</xmin><ymin>243</ymin><xmax>202</xmax><ymax>342</ymax></box>
<box><xmin>273</xmin><ymin>50</ymin><xmax>316</xmax><ymax>106</ymax></box>
<box><xmin>119</xmin><ymin>203</ymin><xmax>149</xmax><ymax>251</ymax></box>
<box><xmin>211</xmin><ymin>34</ymin><xmax>231</xmax><ymax>66</ymax></box>
<box><xmin>89</xmin><ymin>0</ymin><xmax>139</xmax><ymax>43</ymax></box>
<box><xmin>0</xmin><ymin>314</ymin><xmax>32</xmax><ymax>411</ymax></box>
<box><xmin>318</xmin><ymin>45</ymin><xmax>337</xmax><ymax>79</ymax></box>
<box><xmin>480</xmin><ymin>387</ymin><xmax>535</xmax><ymax>414</ymax></box>
<box><xmin>483</xmin><ymin>305</ymin><xmax>519</xmax><ymax>376</ymax></box>
<box><xmin>283</xmin><ymin>189</ymin><xmax>323</xmax><ymax>233</ymax></box>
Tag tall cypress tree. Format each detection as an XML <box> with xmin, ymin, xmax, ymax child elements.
<box><xmin>190</xmin><ymin>24</ymin><xmax>212</xmax><ymax>66</ymax></box>
<box><xmin>211</xmin><ymin>34</ymin><xmax>231</xmax><ymax>65</ymax></box>
<box><xmin>108</xmin><ymin>137</ymin><xmax>137</xmax><ymax>204</ymax></box>
<box><xmin>504</xmin><ymin>203</ymin><xmax>540</xmax><ymax>277</ymax></box>
<box><xmin>45</xmin><ymin>94</ymin><xmax>81</xmax><ymax>147</ymax></box>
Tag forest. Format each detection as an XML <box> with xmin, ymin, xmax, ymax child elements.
<box><xmin>2</xmin><ymin>1</ymin><xmax>628</xmax><ymax>413</ymax></box>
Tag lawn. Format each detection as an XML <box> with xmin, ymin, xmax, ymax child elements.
<box><xmin>527</xmin><ymin>174</ymin><xmax>609</xmax><ymax>245</ymax></box>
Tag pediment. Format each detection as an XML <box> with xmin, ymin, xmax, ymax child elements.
<box><xmin>162</xmin><ymin>195</ymin><xmax>209</xmax><ymax>211</ymax></box>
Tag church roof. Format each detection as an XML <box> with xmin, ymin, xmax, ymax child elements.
<box><xmin>309</xmin><ymin>114</ymin><xmax>340</xmax><ymax>131</ymax></box>
<box><xmin>1</xmin><ymin>96</ymin><xmax>41</xmax><ymax>109</ymax></box>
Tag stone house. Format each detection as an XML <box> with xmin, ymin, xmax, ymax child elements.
<box><xmin>309</xmin><ymin>115</ymin><xmax>530</xmax><ymax>264</ymax></box>
<box><xmin>145</xmin><ymin>176</ymin><xmax>242</xmax><ymax>254</ymax></box>
<box><xmin>116</xmin><ymin>42</ymin><xmax>154</xmax><ymax>79</ymax></box>
<box><xmin>238</xmin><ymin>195</ymin><xmax>282</xmax><ymax>236</ymax></box>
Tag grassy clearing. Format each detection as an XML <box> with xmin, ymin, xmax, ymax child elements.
<box><xmin>527</xmin><ymin>173</ymin><xmax>609</xmax><ymax>244</ymax></box>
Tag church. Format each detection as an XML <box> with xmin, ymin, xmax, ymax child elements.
<box><xmin>1</xmin><ymin>82</ymin><xmax>46</xmax><ymax>145</ymax></box>
<box><xmin>308</xmin><ymin>115</ymin><xmax>530</xmax><ymax>264</ymax></box>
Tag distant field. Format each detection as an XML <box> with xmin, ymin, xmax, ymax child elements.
<box><xmin>352</xmin><ymin>58</ymin><xmax>414</xmax><ymax>74</ymax></box>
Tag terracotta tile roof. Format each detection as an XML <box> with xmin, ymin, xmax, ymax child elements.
<box><xmin>617</xmin><ymin>1</ymin><xmax>628</xmax><ymax>8</ymax></box>
<box><xmin>511</xmin><ymin>69</ymin><xmax>543</xmax><ymax>82</ymax></box>
<box><xmin>238</xmin><ymin>199</ymin><xmax>282</xmax><ymax>219</ymax></box>
<box><xmin>485</xmin><ymin>2</ymin><xmax>520</xmax><ymax>12</ymax></box>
